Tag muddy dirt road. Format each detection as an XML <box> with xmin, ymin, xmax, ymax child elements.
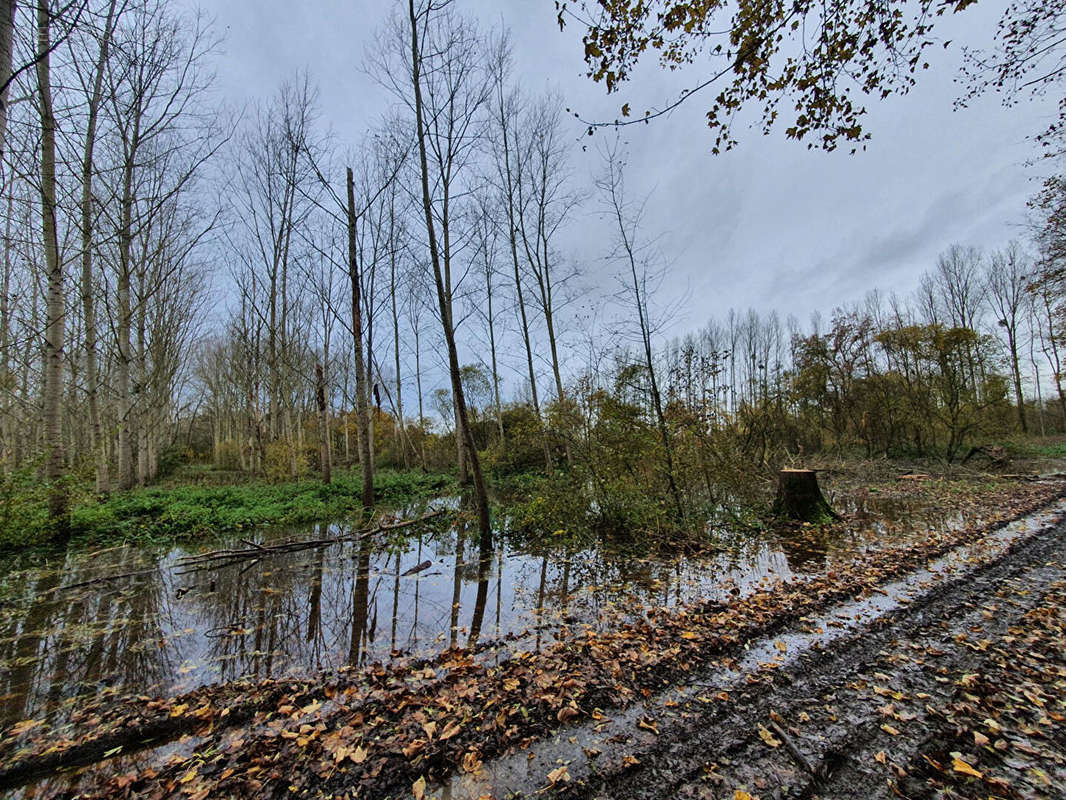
<box><xmin>453</xmin><ymin>505</ymin><xmax>1066</xmax><ymax>800</ymax></box>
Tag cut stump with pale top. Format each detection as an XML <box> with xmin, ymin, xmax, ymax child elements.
<box><xmin>773</xmin><ymin>468</ymin><xmax>839</xmax><ymax>523</ymax></box>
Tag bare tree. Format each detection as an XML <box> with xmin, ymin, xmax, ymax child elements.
<box><xmin>986</xmin><ymin>241</ymin><xmax>1032</xmax><ymax>432</ymax></box>
<box><xmin>486</xmin><ymin>37</ymin><xmax>552</xmax><ymax>473</ymax></box>
<box><xmin>405</xmin><ymin>0</ymin><xmax>491</xmax><ymax>539</ymax></box>
<box><xmin>472</xmin><ymin>193</ymin><xmax>503</xmax><ymax>440</ymax></box>
<box><xmin>346</xmin><ymin>165</ymin><xmax>374</xmax><ymax>507</ymax></box>
<box><xmin>104</xmin><ymin>0</ymin><xmax>220</xmax><ymax>488</ymax></box>
<box><xmin>74</xmin><ymin>0</ymin><xmax>122</xmax><ymax>492</ymax></box>
<box><xmin>515</xmin><ymin>99</ymin><xmax>579</xmax><ymax>401</ymax></box>
<box><xmin>597</xmin><ymin>139</ymin><xmax>683</xmax><ymax>520</ymax></box>
<box><xmin>229</xmin><ymin>75</ymin><xmax>320</xmax><ymax>479</ymax></box>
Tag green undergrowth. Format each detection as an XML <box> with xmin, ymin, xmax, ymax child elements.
<box><xmin>497</xmin><ymin>468</ymin><xmax>724</xmax><ymax>551</ymax></box>
<box><xmin>0</xmin><ymin>468</ymin><xmax>455</xmax><ymax>550</ymax></box>
<box><xmin>996</xmin><ymin>435</ymin><xmax>1066</xmax><ymax>460</ymax></box>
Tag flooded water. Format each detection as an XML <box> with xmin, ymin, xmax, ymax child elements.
<box><xmin>0</xmin><ymin>492</ymin><xmax>964</xmax><ymax>729</ymax></box>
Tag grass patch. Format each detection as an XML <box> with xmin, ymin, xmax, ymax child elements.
<box><xmin>1</xmin><ymin>468</ymin><xmax>455</xmax><ymax>550</ymax></box>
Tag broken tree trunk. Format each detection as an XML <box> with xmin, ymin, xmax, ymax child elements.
<box><xmin>772</xmin><ymin>469</ymin><xmax>839</xmax><ymax>523</ymax></box>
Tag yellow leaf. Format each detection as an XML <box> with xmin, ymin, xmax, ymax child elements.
<box><xmin>952</xmin><ymin>757</ymin><xmax>982</xmax><ymax>778</ymax></box>
<box><xmin>880</xmin><ymin>724</ymin><xmax>900</xmax><ymax>736</ymax></box>
<box><xmin>735</xmin><ymin>791</ymin><xmax>754</xmax><ymax>800</ymax></box>
<box><xmin>179</xmin><ymin>767</ymin><xmax>199</xmax><ymax>784</ymax></box>
<box><xmin>169</xmin><ymin>703</ymin><xmax>188</xmax><ymax>718</ymax></box>
<box><xmin>547</xmin><ymin>765</ymin><xmax>570</xmax><ymax>784</ymax></box>
<box><xmin>774</xmin><ymin>640</ymin><xmax>787</xmax><ymax>652</ymax></box>
<box><xmin>680</xmin><ymin>631</ymin><xmax>698</xmax><ymax>640</ymax></box>
<box><xmin>301</xmin><ymin>699</ymin><xmax>322</xmax><ymax>715</ymax></box>
<box><xmin>757</xmin><ymin>724</ymin><xmax>781</xmax><ymax>748</ymax></box>
<box><xmin>352</xmin><ymin>745</ymin><xmax>368</xmax><ymax>764</ymax></box>
<box><xmin>637</xmin><ymin>717</ymin><xmax>660</xmax><ymax>735</ymax></box>
<box><xmin>412</xmin><ymin>775</ymin><xmax>426</xmax><ymax>800</ymax></box>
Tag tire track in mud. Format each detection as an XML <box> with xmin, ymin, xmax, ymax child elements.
<box><xmin>456</xmin><ymin>507</ymin><xmax>1066</xmax><ymax>800</ymax></box>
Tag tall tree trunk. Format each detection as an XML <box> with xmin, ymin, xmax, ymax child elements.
<box><xmin>520</xmin><ymin>184</ymin><xmax>571</xmax><ymax>468</ymax></box>
<box><xmin>136</xmin><ymin>291</ymin><xmax>149</xmax><ymax>486</ymax></box>
<box><xmin>80</xmin><ymin>0</ymin><xmax>119</xmax><ymax>494</ymax></box>
<box><xmin>605</xmin><ymin>158</ymin><xmax>684</xmax><ymax>521</ymax></box>
<box><xmin>408</xmin><ymin>0</ymin><xmax>491</xmax><ymax>539</ymax></box>
<box><xmin>1006</xmin><ymin>328</ymin><xmax>1027</xmax><ymax>433</ymax></box>
<box><xmin>315</xmin><ymin>362</ymin><xmax>331</xmax><ymax>484</ymax></box>
<box><xmin>347</xmin><ymin>167</ymin><xmax>374</xmax><ymax>508</ymax></box>
<box><xmin>0</xmin><ymin>0</ymin><xmax>14</xmax><ymax>164</ymax></box>
<box><xmin>484</xmin><ymin>249</ymin><xmax>504</xmax><ymax>441</ymax></box>
<box><xmin>116</xmin><ymin>107</ymin><xmax>140</xmax><ymax>490</ymax></box>
<box><xmin>37</xmin><ymin>0</ymin><xmax>66</xmax><ymax>523</ymax></box>
<box><xmin>389</xmin><ymin>212</ymin><xmax>408</xmax><ymax>468</ymax></box>
<box><xmin>414</xmin><ymin>318</ymin><xmax>427</xmax><ymax>470</ymax></box>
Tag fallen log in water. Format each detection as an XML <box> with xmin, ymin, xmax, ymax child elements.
<box><xmin>174</xmin><ymin>509</ymin><xmax>447</xmax><ymax>574</ymax></box>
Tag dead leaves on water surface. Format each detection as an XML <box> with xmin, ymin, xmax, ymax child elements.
<box><xmin>5</xmin><ymin>481</ymin><xmax>1065</xmax><ymax>800</ymax></box>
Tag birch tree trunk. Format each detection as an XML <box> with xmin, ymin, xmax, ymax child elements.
<box><xmin>37</xmin><ymin>0</ymin><xmax>66</xmax><ymax>522</ymax></box>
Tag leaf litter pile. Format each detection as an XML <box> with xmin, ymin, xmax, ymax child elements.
<box><xmin>2</xmin><ymin>478</ymin><xmax>1064</xmax><ymax>799</ymax></box>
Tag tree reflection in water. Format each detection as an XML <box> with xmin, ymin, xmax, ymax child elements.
<box><xmin>0</xmin><ymin>496</ymin><xmax>963</xmax><ymax>727</ymax></box>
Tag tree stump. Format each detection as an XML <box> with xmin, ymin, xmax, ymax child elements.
<box><xmin>772</xmin><ymin>469</ymin><xmax>839</xmax><ymax>523</ymax></box>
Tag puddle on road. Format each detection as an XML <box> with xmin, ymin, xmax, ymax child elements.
<box><xmin>0</xmin><ymin>493</ymin><xmax>967</xmax><ymax>729</ymax></box>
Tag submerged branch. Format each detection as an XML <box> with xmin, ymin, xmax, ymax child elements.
<box><xmin>173</xmin><ymin>509</ymin><xmax>448</xmax><ymax>573</ymax></box>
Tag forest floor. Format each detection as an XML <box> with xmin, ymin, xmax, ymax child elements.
<box><xmin>1</xmin><ymin>463</ymin><xmax>1065</xmax><ymax>798</ymax></box>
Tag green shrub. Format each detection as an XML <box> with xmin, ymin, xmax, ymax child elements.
<box><xmin>215</xmin><ymin>439</ymin><xmax>242</xmax><ymax>471</ymax></box>
<box><xmin>263</xmin><ymin>440</ymin><xmax>308</xmax><ymax>482</ymax></box>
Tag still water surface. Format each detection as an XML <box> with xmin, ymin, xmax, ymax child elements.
<box><xmin>0</xmin><ymin>493</ymin><xmax>961</xmax><ymax>729</ymax></box>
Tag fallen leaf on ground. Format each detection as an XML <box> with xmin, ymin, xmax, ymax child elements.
<box><xmin>757</xmin><ymin>723</ymin><xmax>781</xmax><ymax>748</ymax></box>
<box><xmin>547</xmin><ymin>765</ymin><xmax>570</xmax><ymax>784</ymax></box>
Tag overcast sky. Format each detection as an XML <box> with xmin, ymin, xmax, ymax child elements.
<box><xmin>192</xmin><ymin>0</ymin><xmax>1058</xmax><ymax>361</ymax></box>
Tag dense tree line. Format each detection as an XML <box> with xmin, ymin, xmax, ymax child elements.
<box><xmin>2</xmin><ymin>0</ymin><xmax>1066</xmax><ymax>536</ymax></box>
